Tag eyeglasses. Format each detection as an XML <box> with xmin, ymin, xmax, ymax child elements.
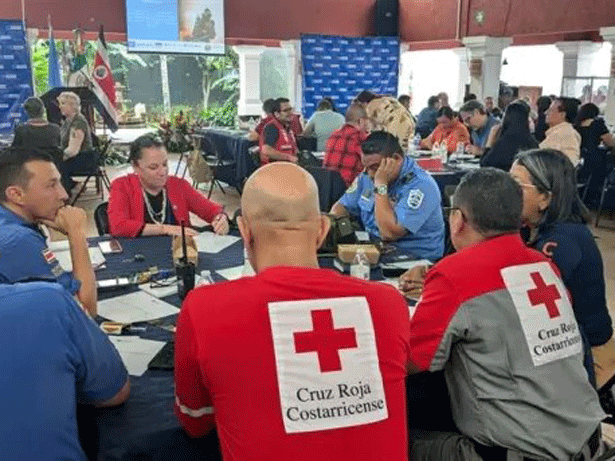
<box><xmin>443</xmin><ymin>206</ymin><xmax>466</xmax><ymax>221</ymax></box>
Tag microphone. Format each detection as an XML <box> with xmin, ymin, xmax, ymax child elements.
<box><xmin>176</xmin><ymin>221</ymin><xmax>196</xmax><ymax>301</ymax></box>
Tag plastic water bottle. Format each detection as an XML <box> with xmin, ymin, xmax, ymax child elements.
<box><xmin>242</xmin><ymin>247</ymin><xmax>255</xmax><ymax>277</ymax></box>
<box><xmin>439</xmin><ymin>143</ymin><xmax>448</xmax><ymax>164</ymax></box>
<box><xmin>350</xmin><ymin>248</ymin><xmax>370</xmax><ymax>280</ymax></box>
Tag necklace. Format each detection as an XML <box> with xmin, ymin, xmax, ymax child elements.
<box><xmin>142</xmin><ymin>187</ymin><xmax>167</xmax><ymax>224</ymax></box>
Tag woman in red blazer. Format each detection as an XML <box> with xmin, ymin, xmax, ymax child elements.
<box><xmin>108</xmin><ymin>135</ymin><xmax>228</xmax><ymax>238</ymax></box>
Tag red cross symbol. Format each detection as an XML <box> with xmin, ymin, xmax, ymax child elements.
<box><xmin>293</xmin><ymin>309</ymin><xmax>358</xmax><ymax>373</ymax></box>
<box><xmin>527</xmin><ymin>271</ymin><xmax>561</xmax><ymax>319</ymax></box>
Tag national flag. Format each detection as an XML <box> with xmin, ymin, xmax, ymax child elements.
<box><xmin>47</xmin><ymin>17</ymin><xmax>62</xmax><ymax>89</ymax></box>
<box><xmin>90</xmin><ymin>24</ymin><xmax>118</xmax><ymax>130</ymax></box>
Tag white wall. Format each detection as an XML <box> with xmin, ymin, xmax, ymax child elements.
<box><xmin>399</xmin><ymin>48</ymin><xmax>469</xmax><ymax>112</ymax></box>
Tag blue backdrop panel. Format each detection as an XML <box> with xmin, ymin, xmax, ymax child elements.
<box><xmin>0</xmin><ymin>20</ymin><xmax>33</xmax><ymax>137</ymax></box>
<box><xmin>301</xmin><ymin>34</ymin><xmax>399</xmax><ymax>120</ymax></box>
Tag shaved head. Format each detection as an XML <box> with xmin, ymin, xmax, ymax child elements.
<box><xmin>241</xmin><ymin>163</ymin><xmax>320</xmax><ymax>225</ymax></box>
<box><xmin>239</xmin><ymin>163</ymin><xmax>329</xmax><ymax>272</ymax></box>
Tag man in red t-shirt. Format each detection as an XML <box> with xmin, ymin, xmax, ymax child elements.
<box><xmin>323</xmin><ymin>103</ymin><xmax>370</xmax><ymax>186</ymax></box>
<box><xmin>175</xmin><ymin>162</ymin><xmax>411</xmax><ymax>461</ymax></box>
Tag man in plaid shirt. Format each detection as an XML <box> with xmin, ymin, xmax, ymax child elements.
<box><xmin>323</xmin><ymin>104</ymin><xmax>370</xmax><ymax>186</ymax></box>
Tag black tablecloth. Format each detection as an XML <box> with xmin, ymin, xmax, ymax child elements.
<box><xmin>197</xmin><ymin>128</ymin><xmax>257</xmax><ymax>189</ymax></box>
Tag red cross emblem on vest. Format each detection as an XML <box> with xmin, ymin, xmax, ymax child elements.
<box><xmin>527</xmin><ymin>271</ymin><xmax>561</xmax><ymax>319</ymax></box>
<box><xmin>293</xmin><ymin>309</ymin><xmax>358</xmax><ymax>373</ymax></box>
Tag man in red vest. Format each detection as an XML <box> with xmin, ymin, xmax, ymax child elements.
<box><xmin>259</xmin><ymin>98</ymin><xmax>298</xmax><ymax>165</ymax></box>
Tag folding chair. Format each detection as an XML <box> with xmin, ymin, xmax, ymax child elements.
<box><xmin>193</xmin><ymin>133</ymin><xmax>237</xmax><ymax>199</ymax></box>
<box><xmin>94</xmin><ymin>202</ymin><xmax>109</xmax><ymax>236</ymax></box>
<box><xmin>68</xmin><ymin>137</ymin><xmax>112</xmax><ymax>205</ymax></box>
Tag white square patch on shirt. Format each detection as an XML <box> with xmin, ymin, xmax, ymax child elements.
<box><xmin>501</xmin><ymin>261</ymin><xmax>582</xmax><ymax>367</ymax></box>
<box><xmin>268</xmin><ymin>297</ymin><xmax>387</xmax><ymax>433</ymax></box>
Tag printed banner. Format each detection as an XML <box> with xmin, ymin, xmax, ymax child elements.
<box><xmin>0</xmin><ymin>20</ymin><xmax>33</xmax><ymax>137</ymax></box>
<box><xmin>301</xmin><ymin>34</ymin><xmax>399</xmax><ymax>120</ymax></box>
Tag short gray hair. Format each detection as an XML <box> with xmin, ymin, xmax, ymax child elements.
<box><xmin>453</xmin><ymin>168</ymin><xmax>523</xmax><ymax>236</ymax></box>
<box><xmin>58</xmin><ymin>91</ymin><xmax>80</xmax><ymax>107</ymax></box>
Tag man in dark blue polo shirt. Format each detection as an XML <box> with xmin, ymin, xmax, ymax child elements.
<box><xmin>0</xmin><ymin>281</ymin><xmax>129</xmax><ymax>461</ymax></box>
<box><xmin>459</xmin><ymin>100</ymin><xmax>500</xmax><ymax>156</ymax></box>
<box><xmin>0</xmin><ymin>148</ymin><xmax>97</xmax><ymax>315</ymax></box>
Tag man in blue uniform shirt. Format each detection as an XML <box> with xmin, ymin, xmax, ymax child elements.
<box><xmin>0</xmin><ymin>148</ymin><xmax>97</xmax><ymax>315</ymax></box>
<box><xmin>331</xmin><ymin>131</ymin><xmax>444</xmax><ymax>261</ymax></box>
<box><xmin>0</xmin><ymin>281</ymin><xmax>129</xmax><ymax>461</ymax></box>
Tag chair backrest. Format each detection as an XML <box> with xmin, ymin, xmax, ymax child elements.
<box><xmin>94</xmin><ymin>202</ymin><xmax>109</xmax><ymax>236</ymax></box>
<box><xmin>305</xmin><ymin>166</ymin><xmax>348</xmax><ymax>212</ymax></box>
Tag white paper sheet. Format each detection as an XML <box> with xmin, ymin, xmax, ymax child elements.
<box><xmin>53</xmin><ymin>246</ymin><xmax>106</xmax><ymax>271</ymax></box>
<box><xmin>193</xmin><ymin>231</ymin><xmax>240</xmax><ymax>254</ymax></box>
<box><xmin>355</xmin><ymin>231</ymin><xmax>370</xmax><ymax>241</ymax></box>
<box><xmin>108</xmin><ymin>336</ymin><xmax>166</xmax><ymax>377</ymax></box>
<box><xmin>139</xmin><ymin>280</ymin><xmax>178</xmax><ymax>299</ymax></box>
<box><xmin>380</xmin><ymin>258</ymin><xmax>432</xmax><ymax>271</ymax></box>
<box><xmin>97</xmin><ymin>291</ymin><xmax>179</xmax><ymax>323</ymax></box>
<box><xmin>216</xmin><ymin>266</ymin><xmax>245</xmax><ymax>281</ymax></box>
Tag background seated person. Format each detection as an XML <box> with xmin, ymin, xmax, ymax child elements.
<box><xmin>330</xmin><ymin>131</ymin><xmax>444</xmax><ymax>261</ymax></box>
<box><xmin>302</xmin><ymin>98</ymin><xmax>345</xmax><ymax>152</ymax></box>
<box><xmin>408</xmin><ymin>168</ymin><xmax>604</xmax><ymax>460</ymax></box>
<box><xmin>512</xmin><ymin>149</ymin><xmax>613</xmax><ymax>389</ymax></box>
<box><xmin>355</xmin><ymin>90</ymin><xmax>414</xmax><ymax>151</ymax></box>
<box><xmin>175</xmin><ymin>162</ymin><xmax>411</xmax><ymax>460</ymax></box>
<box><xmin>0</xmin><ymin>282</ymin><xmax>129</xmax><ymax>461</ymax></box>
<box><xmin>0</xmin><ymin>148</ymin><xmax>97</xmax><ymax>316</ymax></box>
<box><xmin>108</xmin><ymin>135</ymin><xmax>228</xmax><ymax>238</ymax></box>
<box><xmin>12</xmin><ymin>97</ymin><xmax>61</xmax><ymax>163</ymax></box>
<box><xmin>323</xmin><ymin>103</ymin><xmax>370</xmax><ymax>186</ymax></box>
<box><xmin>415</xmin><ymin>95</ymin><xmax>440</xmax><ymax>139</ymax></box>
<box><xmin>57</xmin><ymin>91</ymin><xmax>93</xmax><ymax>193</ymax></box>
<box><xmin>247</xmin><ymin>98</ymin><xmax>276</xmax><ymax>142</ymax></box>
<box><xmin>458</xmin><ymin>100</ymin><xmax>500</xmax><ymax>156</ymax></box>
<box><xmin>420</xmin><ymin>106</ymin><xmax>470</xmax><ymax>154</ymax></box>
<box><xmin>258</xmin><ymin>98</ymin><xmax>298</xmax><ymax>164</ymax></box>
<box><xmin>540</xmin><ymin>96</ymin><xmax>581</xmax><ymax>165</ymax></box>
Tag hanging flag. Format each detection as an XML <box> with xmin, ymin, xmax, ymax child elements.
<box><xmin>47</xmin><ymin>17</ymin><xmax>62</xmax><ymax>89</ymax></box>
<box><xmin>90</xmin><ymin>24</ymin><xmax>118</xmax><ymax>130</ymax></box>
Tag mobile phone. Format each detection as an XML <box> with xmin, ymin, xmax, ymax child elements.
<box><xmin>99</xmin><ymin>240</ymin><xmax>123</xmax><ymax>254</ymax></box>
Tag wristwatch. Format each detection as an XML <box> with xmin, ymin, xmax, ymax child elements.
<box><xmin>374</xmin><ymin>184</ymin><xmax>388</xmax><ymax>195</ymax></box>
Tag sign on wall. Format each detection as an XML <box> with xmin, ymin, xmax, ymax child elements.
<box><xmin>0</xmin><ymin>20</ymin><xmax>33</xmax><ymax>138</ymax></box>
<box><xmin>301</xmin><ymin>34</ymin><xmax>399</xmax><ymax>120</ymax></box>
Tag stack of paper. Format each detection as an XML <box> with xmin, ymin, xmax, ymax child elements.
<box><xmin>194</xmin><ymin>231</ymin><xmax>240</xmax><ymax>254</ymax></box>
<box><xmin>108</xmin><ymin>336</ymin><xmax>166</xmax><ymax>376</ymax></box>
<box><xmin>97</xmin><ymin>291</ymin><xmax>179</xmax><ymax>323</ymax></box>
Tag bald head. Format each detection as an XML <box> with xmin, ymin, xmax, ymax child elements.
<box><xmin>345</xmin><ymin>103</ymin><xmax>367</xmax><ymax>124</ymax></box>
<box><xmin>241</xmin><ymin>163</ymin><xmax>320</xmax><ymax>225</ymax></box>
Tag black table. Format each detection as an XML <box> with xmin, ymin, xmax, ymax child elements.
<box><xmin>91</xmin><ymin>234</ymin><xmax>420</xmax><ymax>460</ymax></box>
<box><xmin>197</xmin><ymin>128</ymin><xmax>257</xmax><ymax>189</ymax></box>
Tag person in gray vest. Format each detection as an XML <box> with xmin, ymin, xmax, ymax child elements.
<box><xmin>408</xmin><ymin>167</ymin><xmax>605</xmax><ymax>460</ymax></box>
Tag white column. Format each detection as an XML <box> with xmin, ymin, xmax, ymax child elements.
<box><xmin>159</xmin><ymin>55</ymin><xmax>171</xmax><ymax>115</ymax></box>
<box><xmin>280</xmin><ymin>40</ymin><xmax>302</xmax><ymax>112</ymax></box>
<box><xmin>600</xmin><ymin>27</ymin><xmax>615</xmax><ymax>126</ymax></box>
<box><xmin>233</xmin><ymin>45</ymin><xmax>266</xmax><ymax>116</ymax></box>
<box><xmin>461</xmin><ymin>36</ymin><xmax>511</xmax><ymax>102</ymax></box>
<box><xmin>451</xmin><ymin>47</ymin><xmax>471</xmax><ymax>108</ymax></box>
<box><xmin>555</xmin><ymin>41</ymin><xmax>602</xmax><ymax>77</ymax></box>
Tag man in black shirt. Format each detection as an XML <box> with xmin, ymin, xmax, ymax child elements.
<box><xmin>12</xmin><ymin>97</ymin><xmax>61</xmax><ymax>163</ymax></box>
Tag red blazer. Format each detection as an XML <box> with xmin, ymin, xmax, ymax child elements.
<box><xmin>108</xmin><ymin>174</ymin><xmax>223</xmax><ymax>237</ymax></box>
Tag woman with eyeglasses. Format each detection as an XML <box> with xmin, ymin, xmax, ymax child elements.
<box><xmin>511</xmin><ymin>148</ymin><xmax>614</xmax><ymax>389</ymax></box>
<box><xmin>108</xmin><ymin>134</ymin><xmax>229</xmax><ymax>237</ymax></box>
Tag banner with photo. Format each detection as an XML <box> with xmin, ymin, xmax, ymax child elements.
<box><xmin>301</xmin><ymin>34</ymin><xmax>399</xmax><ymax>120</ymax></box>
<box><xmin>0</xmin><ymin>20</ymin><xmax>33</xmax><ymax>138</ymax></box>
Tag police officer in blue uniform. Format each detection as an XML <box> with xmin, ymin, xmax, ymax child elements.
<box><xmin>0</xmin><ymin>148</ymin><xmax>97</xmax><ymax>315</ymax></box>
<box><xmin>331</xmin><ymin>131</ymin><xmax>444</xmax><ymax>261</ymax></box>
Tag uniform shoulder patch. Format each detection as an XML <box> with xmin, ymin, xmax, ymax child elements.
<box><xmin>407</xmin><ymin>189</ymin><xmax>424</xmax><ymax>209</ymax></box>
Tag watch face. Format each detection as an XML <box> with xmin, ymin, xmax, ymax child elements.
<box><xmin>375</xmin><ymin>185</ymin><xmax>387</xmax><ymax>195</ymax></box>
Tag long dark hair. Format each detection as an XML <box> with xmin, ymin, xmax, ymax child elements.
<box><xmin>500</xmin><ymin>102</ymin><xmax>531</xmax><ymax>137</ymax></box>
<box><xmin>514</xmin><ymin>148</ymin><xmax>590</xmax><ymax>226</ymax></box>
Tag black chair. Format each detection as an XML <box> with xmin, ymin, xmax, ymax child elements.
<box><xmin>68</xmin><ymin>137</ymin><xmax>112</xmax><ymax>205</ymax></box>
<box><xmin>193</xmin><ymin>134</ymin><xmax>238</xmax><ymax>199</ymax></box>
<box><xmin>596</xmin><ymin>167</ymin><xmax>615</xmax><ymax>227</ymax></box>
<box><xmin>304</xmin><ymin>166</ymin><xmax>348</xmax><ymax>212</ymax></box>
<box><xmin>94</xmin><ymin>202</ymin><xmax>109</xmax><ymax>236</ymax></box>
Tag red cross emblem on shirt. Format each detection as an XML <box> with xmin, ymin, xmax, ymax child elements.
<box><xmin>527</xmin><ymin>271</ymin><xmax>561</xmax><ymax>319</ymax></box>
<box><xmin>293</xmin><ymin>309</ymin><xmax>358</xmax><ymax>373</ymax></box>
